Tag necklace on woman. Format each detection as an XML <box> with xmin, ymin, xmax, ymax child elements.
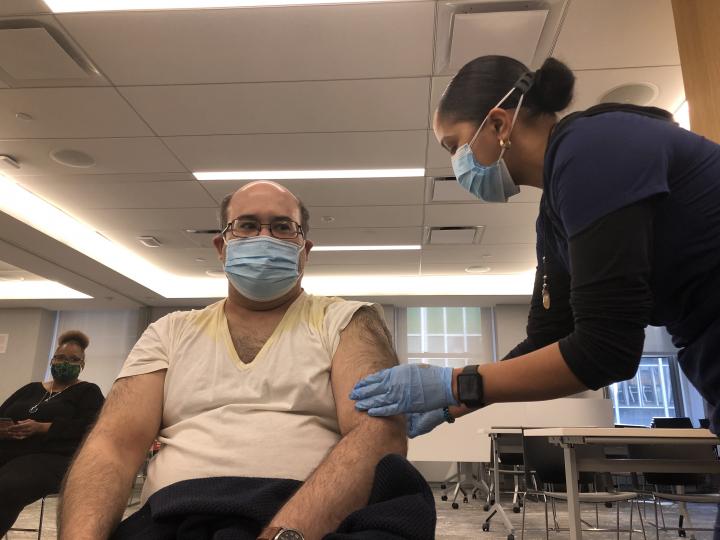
<box><xmin>28</xmin><ymin>382</ymin><xmax>73</xmax><ymax>414</ymax></box>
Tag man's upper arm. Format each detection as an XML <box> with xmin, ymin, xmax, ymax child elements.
<box><xmin>90</xmin><ymin>371</ymin><xmax>165</xmax><ymax>458</ymax></box>
<box><xmin>330</xmin><ymin>306</ymin><xmax>405</xmax><ymax>437</ymax></box>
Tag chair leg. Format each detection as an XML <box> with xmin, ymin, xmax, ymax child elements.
<box><xmin>636</xmin><ymin>499</ymin><xmax>647</xmax><ymax>540</ymax></box>
<box><xmin>37</xmin><ymin>496</ymin><xmax>45</xmax><ymax>540</ymax></box>
<box><xmin>630</xmin><ymin>498</ymin><xmax>634</xmax><ymax>540</ymax></box>
<box><xmin>544</xmin><ymin>496</ymin><xmax>550</xmax><ymax>540</ymax></box>
<box><xmin>521</xmin><ymin>492</ymin><xmax>527</xmax><ymax>540</ymax></box>
<box><xmin>616</xmin><ymin>499</ymin><xmax>620</xmax><ymax>540</ymax></box>
<box><xmin>653</xmin><ymin>497</ymin><xmax>660</xmax><ymax>540</ymax></box>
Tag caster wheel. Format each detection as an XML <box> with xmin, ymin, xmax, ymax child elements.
<box><xmin>482</xmin><ymin>523</ymin><xmax>490</xmax><ymax>532</ymax></box>
<box><xmin>440</xmin><ymin>484</ymin><xmax>446</xmax><ymax>490</ymax></box>
<box><xmin>441</xmin><ymin>495</ymin><xmax>447</xmax><ymax>501</ymax></box>
<box><xmin>512</xmin><ymin>505</ymin><xmax>520</xmax><ymax>513</ymax></box>
<box><xmin>472</xmin><ymin>493</ymin><xmax>477</xmax><ymax>499</ymax></box>
<box><xmin>507</xmin><ymin>535</ymin><xmax>515</xmax><ymax>540</ymax></box>
<box><xmin>605</xmin><ymin>502</ymin><xmax>613</xmax><ymax>508</ymax></box>
<box><xmin>483</xmin><ymin>504</ymin><xmax>490</xmax><ymax>511</ymax></box>
<box><xmin>463</xmin><ymin>497</ymin><xmax>469</xmax><ymax>504</ymax></box>
<box><xmin>679</xmin><ymin>530</ymin><xmax>686</xmax><ymax>538</ymax></box>
<box><xmin>451</xmin><ymin>502</ymin><xmax>459</xmax><ymax>510</ymax></box>
<box><xmin>490</xmin><ymin>498</ymin><xmax>496</xmax><ymax>506</ymax></box>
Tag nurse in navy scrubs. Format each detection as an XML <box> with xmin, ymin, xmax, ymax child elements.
<box><xmin>352</xmin><ymin>55</ymin><xmax>720</xmax><ymax>459</ymax></box>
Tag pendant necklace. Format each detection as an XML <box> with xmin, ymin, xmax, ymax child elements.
<box><xmin>541</xmin><ymin>212</ymin><xmax>551</xmax><ymax>310</ymax></box>
<box><xmin>28</xmin><ymin>382</ymin><xmax>71</xmax><ymax>414</ymax></box>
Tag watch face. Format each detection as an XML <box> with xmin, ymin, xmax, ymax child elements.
<box><xmin>277</xmin><ymin>530</ymin><xmax>304</xmax><ymax>540</ymax></box>
<box><xmin>458</xmin><ymin>373</ymin><xmax>481</xmax><ymax>400</ymax></box>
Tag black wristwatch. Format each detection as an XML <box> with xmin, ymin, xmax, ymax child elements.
<box><xmin>457</xmin><ymin>365</ymin><xmax>484</xmax><ymax>409</ymax></box>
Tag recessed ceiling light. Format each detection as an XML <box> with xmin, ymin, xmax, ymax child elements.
<box><xmin>45</xmin><ymin>0</ymin><xmax>403</xmax><ymax>12</ymax></box>
<box><xmin>194</xmin><ymin>169</ymin><xmax>425</xmax><ymax>181</ymax></box>
<box><xmin>598</xmin><ymin>83</ymin><xmax>658</xmax><ymax>106</ymax></box>
<box><xmin>312</xmin><ymin>245</ymin><xmax>421</xmax><ymax>252</ymax></box>
<box><xmin>465</xmin><ymin>265</ymin><xmax>491</xmax><ymax>273</ymax></box>
<box><xmin>49</xmin><ymin>149</ymin><xmax>96</xmax><ymax>168</ymax></box>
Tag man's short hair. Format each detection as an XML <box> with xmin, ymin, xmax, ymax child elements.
<box><xmin>219</xmin><ymin>190</ymin><xmax>311</xmax><ymax>236</ymax></box>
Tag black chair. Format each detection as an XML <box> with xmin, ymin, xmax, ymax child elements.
<box><xmin>630</xmin><ymin>417</ymin><xmax>719</xmax><ymax>539</ymax></box>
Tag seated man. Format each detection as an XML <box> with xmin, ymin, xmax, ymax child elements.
<box><xmin>58</xmin><ymin>181</ymin><xmax>434</xmax><ymax>540</ymax></box>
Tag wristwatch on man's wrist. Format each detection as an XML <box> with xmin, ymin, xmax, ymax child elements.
<box><xmin>258</xmin><ymin>527</ymin><xmax>305</xmax><ymax>540</ymax></box>
<box><xmin>456</xmin><ymin>365</ymin><xmax>484</xmax><ymax>409</ymax></box>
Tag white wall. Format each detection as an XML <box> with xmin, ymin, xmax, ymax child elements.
<box><xmin>54</xmin><ymin>310</ymin><xmax>142</xmax><ymax>396</ymax></box>
<box><xmin>493</xmin><ymin>304</ymin><xmax>529</xmax><ymax>360</ymax></box>
<box><xmin>0</xmin><ymin>308</ymin><xmax>56</xmax><ymax>402</ymax></box>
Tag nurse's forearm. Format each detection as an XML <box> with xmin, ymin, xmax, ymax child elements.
<box><xmin>448</xmin><ymin>342</ymin><xmax>587</xmax><ymax>417</ymax></box>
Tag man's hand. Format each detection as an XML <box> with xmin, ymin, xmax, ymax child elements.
<box><xmin>6</xmin><ymin>419</ymin><xmax>51</xmax><ymax>439</ymax></box>
<box><xmin>351</xmin><ymin>363</ymin><xmax>457</xmax><ymax>416</ymax></box>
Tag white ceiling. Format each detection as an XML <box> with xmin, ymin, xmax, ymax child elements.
<box><xmin>0</xmin><ymin>0</ymin><xmax>684</xmax><ymax>306</ymax></box>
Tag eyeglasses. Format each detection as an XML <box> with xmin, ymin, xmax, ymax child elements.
<box><xmin>52</xmin><ymin>354</ymin><xmax>83</xmax><ymax>364</ymax></box>
<box><xmin>222</xmin><ymin>218</ymin><xmax>304</xmax><ymax>240</ymax></box>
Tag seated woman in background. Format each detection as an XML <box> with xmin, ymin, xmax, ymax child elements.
<box><xmin>0</xmin><ymin>330</ymin><xmax>104</xmax><ymax>535</ymax></box>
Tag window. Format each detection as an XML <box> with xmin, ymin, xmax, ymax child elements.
<box><xmin>398</xmin><ymin>307</ymin><xmax>494</xmax><ymax>367</ymax></box>
<box><xmin>609</xmin><ymin>355</ymin><xmax>683</xmax><ymax>426</ymax></box>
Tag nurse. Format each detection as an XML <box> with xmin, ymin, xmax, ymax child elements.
<box><xmin>350</xmin><ymin>56</ymin><xmax>720</xmax><ymax>444</ymax></box>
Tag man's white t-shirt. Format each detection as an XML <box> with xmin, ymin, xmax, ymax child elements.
<box><xmin>116</xmin><ymin>291</ymin><xmax>373</xmax><ymax>502</ymax></box>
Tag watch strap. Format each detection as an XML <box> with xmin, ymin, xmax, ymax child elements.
<box><xmin>258</xmin><ymin>527</ymin><xmax>283</xmax><ymax>540</ymax></box>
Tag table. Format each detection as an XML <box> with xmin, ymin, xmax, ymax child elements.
<box><xmin>523</xmin><ymin>427</ymin><xmax>720</xmax><ymax>540</ymax></box>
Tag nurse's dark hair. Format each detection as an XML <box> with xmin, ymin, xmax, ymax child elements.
<box><xmin>437</xmin><ymin>56</ymin><xmax>575</xmax><ymax>124</ymax></box>
<box><xmin>58</xmin><ymin>330</ymin><xmax>90</xmax><ymax>351</ymax></box>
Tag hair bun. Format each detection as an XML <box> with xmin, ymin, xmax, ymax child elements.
<box><xmin>58</xmin><ymin>330</ymin><xmax>90</xmax><ymax>350</ymax></box>
<box><xmin>526</xmin><ymin>57</ymin><xmax>575</xmax><ymax>113</ymax></box>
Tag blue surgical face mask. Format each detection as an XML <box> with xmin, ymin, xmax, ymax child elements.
<box><xmin>450</xmin><ymin>87</ymin><xmax>526</xmax><ymax>203</ymax></box>
<box><xmin>224</xmin><ymin>236</ymin><xmax>304</xmax><ymax>302</ymax></box>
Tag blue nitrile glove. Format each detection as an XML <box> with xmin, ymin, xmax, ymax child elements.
<box><xmin>350</xmin><ymin>364</ymin><xmax>457</xmax><ymax>416</ymax></box>
<box><xmin>407</xmin><ymin>409</ymin><xmax>447</xmax><ymax>438</ymax></box>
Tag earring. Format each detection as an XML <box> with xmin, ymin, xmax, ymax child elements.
<box><xmin>499</xmin><ymin>139</ymin><xmax>512</xmax><ymax>149</ymax></box>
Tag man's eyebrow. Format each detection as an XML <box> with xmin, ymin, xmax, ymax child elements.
<box><xmin>229</xmin><ymin>214</ymin><xmax>296</xmax><ymax>222</ymax></box>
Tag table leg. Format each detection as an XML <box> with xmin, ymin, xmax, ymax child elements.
<box><xmin>563</xmin><ymin>444</ymin><xmax>582</xmax><ymax>540</ymax></box>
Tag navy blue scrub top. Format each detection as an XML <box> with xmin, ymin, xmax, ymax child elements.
<box><xmin>541</xmin><ymin>110</ymin><xmax>720</xmax><ymax>432</ymax></box>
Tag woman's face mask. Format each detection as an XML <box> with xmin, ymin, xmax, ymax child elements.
<box><xmin>450</xmin><ymin>87</ymin><xmax>526</xmax><ymax>203</ymax></box>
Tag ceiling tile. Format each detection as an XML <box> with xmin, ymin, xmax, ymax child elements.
<box><xmin>421</xmin><ymin>261</ymin><xmax>534</xmax><ymax>275</ymax></box>
<box><xmin>164</xmin><ymin>131</ymin><xmax>427</xmax><ymax>172</ymax></box>
<box><xmin>309</xmin><ymin>227</ymin><xmax>423</xmax><ymax>246</ymax></box>
<box><xmin>421</xmin><ymin>244</ymin><xmax>536</xmax><ymax>264</ymax></box>
<box><xmin>569</xmin><ymin>65</ymin><xmax>685</xmax><ymax>114</ymax></box>
<box><xmin>425</xmin><ymin>129</ymin><xmax>452</xmax><ymax>171</ymax></box>
<box><xmin>17</xmin><ymin>179</ymin><xmax>217</xmax><ymax>210</ymax></box>
<box><xmin>308</xmin><ymin>205</ymin><xmax>423</xmax><ymax>229</ymax></box>
<box><xmin>0</xmin><ymin>87</ymin><xmax>152</xmax><ymax>138</ymax></box>
<box><xmin>203</xmin><ymin>178</ymin><xmax>425</xmax><ymax>207</ymax></box>
<box><xmin>481</xmin><ymin>225</ymin><xmax>537</xmax><ymax>245</ymax></box>
<box><xmin>554</xmin><ymin>0</ymin><xmax>680</xmax><ymax>70</ymax></box>
<box><xmin>75</xmin><ymin>207</ymin><xmax>219</xmax><ymax>232</ymax></box>
<box><xmin>0</xmin><ymin>137</ymin><xmax>187</xmax><ymax>175</ymax></box>
<box><xmin>58</xmin><ymin>3</ymin><xmax>435</xmax><ymax>84</ymax></box>
<box><xmin>310</xmin><ymin>250</ymin><xmax>421</xmax><ymax>265</ymax></box>
<box><xmin>306</xmin><ymin>264</ymin><xmax>420</xmax><ymax>277</ymax></box>
<box><xmin>424</xmin><ymin>202</ymin><xmax>539</xmax><ymax>228</ymax></box>
<box><xmin>120</xmin><ymin>78</ymin><xmax>430</xmax><ymax>136</ymax></box>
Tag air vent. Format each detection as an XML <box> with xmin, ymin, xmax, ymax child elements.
<box><xmin>0</xmin><ymin>155</ymin><xmax>20</xmax><ymax>170</ymax></box>
<box><xmin>138</xmin><ymin>236</ymin><xmax>163</xmax><ymax>248</ymax></box>
<box><xmin>427</xmin><ymin>226</ymin><xmax>484</xmax><ymax>245</ymax></box>
<box><xmin>434</xmin><ymin>0</ymin><xmax>571</xmax><ymax>75</ymax></box>
<box><xmin>0</xmin><ymin>21</ymin><xmax>102</xmax><ymax>87</ymax></box>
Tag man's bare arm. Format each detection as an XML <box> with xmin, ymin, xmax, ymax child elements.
<box><xmin>266</xmin><ymin>306</ymin><xmax>407</xmax><ymax>539</ymax></box>
<box><xmin>58</xmin><ymin>371</ymin><xmax>165</xmax><ymax>540</ymax></box>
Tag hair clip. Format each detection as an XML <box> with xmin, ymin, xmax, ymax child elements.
<box><xmin>513</xmin><ymin>71</ymin><xmax>535</xmax><ymax>94</ymax></box>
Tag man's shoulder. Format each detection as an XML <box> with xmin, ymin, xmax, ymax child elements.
<box><xmin>147</xmin><ymin>300</ymin><xmax>224</xmax><ymax>337</ymax></box>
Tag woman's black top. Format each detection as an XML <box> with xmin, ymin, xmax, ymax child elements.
<box><xmin>503</xmin><ymin>105</ymin><xmax>720</xmax><ymax>432</ymax></box>
<box><xmin>0</xmin><ymin>381</ymin><xmax>104</xmax><ymax>456</ymax></box>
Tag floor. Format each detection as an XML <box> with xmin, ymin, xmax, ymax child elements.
<box><xmin>5</xmin><ymin>485</ymin><xmax>718</xmax><ymax>539</ymax></box>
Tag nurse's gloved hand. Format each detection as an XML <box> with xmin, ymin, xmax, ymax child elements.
<box><xmin>407</xmin><ymin>410</ymin><xmax>446</xmax><ymax>438</ymax></box>
<box><xmin>350</xmin><ymin>364</ymin><xmax>457</xmax><ymax>416</ymax></box>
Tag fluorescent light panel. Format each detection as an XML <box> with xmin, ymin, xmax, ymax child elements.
<box><xmin>312</xmin><ymin>245</ymin><xmax>421</xmax><ymax>252</ymax></box>
<box><xmin>46</xmin><ymin>0</ymin><xmax>399</xmax><ymax>11</ymax></box>
<box><xmin>194</xmin><ymin>169</ymin><xmax>425</xmax><ymax>181</ymax></box>
<box><xmin>0</xmin><ymin>280</ymin><xmax>90</xmax><ymax>300</ymax></box>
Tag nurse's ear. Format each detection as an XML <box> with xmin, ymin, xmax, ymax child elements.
<box><xmin>486</xmin><ymin>107</ymin><xmax>514</xmax><ymax>143</ymax></box>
